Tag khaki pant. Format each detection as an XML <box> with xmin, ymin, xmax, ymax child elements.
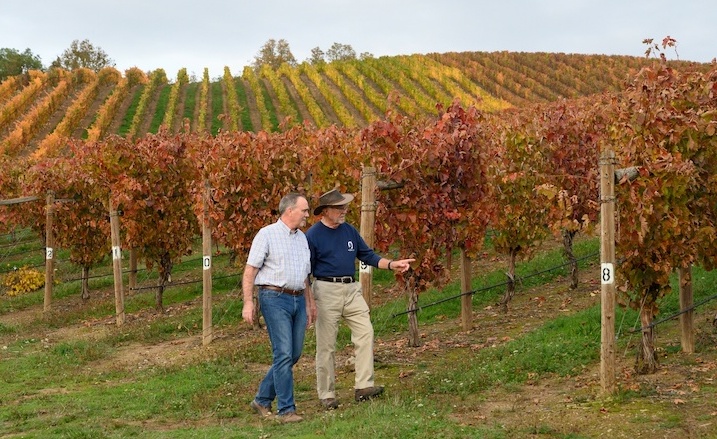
<box><xmin>313</xmin><ymin>280</ymin><xmax>374</xmax><ymax>399</ymax></box>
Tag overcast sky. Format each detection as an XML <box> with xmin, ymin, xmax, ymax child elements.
<box><xmin>1</xmin><ymin>1</ymin><xmax>714</xmax><ymax>79</ymax></box>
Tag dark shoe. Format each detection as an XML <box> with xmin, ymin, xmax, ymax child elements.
<box><xmin>250</xmin><ymin>400</ymin><xmax>272</xmax><ymax>417</ymax></box>
<box><xmin>276</xmin><ymin>411</ymin><xmax>303</xmax><ymax>423</ymax></box>
<box><xmin>355</xmin><ymin>386</ymin><xmax>384</xmax><ymax>401</ymax></box>
<box><xmin>320</xmin><ymin>398</ymin><xmax>339</xmax><ymax>410</ymax></box>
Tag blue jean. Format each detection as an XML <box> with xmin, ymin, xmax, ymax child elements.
<box><xmin>254</xmin><ymin>288</ymin><xmax>307</xmax><ymax>415</ymax></box>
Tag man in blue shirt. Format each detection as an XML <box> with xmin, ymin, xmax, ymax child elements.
<box><xmin>242</xmin><ymin>193</ymin><xmax>316</xmax><ymax>423</ymax></box>
<box><xmin>306</xmin><ymin>188</ymin><xmax>414</xmax><ymax>410</ymax></box>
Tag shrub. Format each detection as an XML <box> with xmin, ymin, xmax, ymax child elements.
<box><xmin>2</xmin><ymin>266</ymin><xmax>44</xmax><ymax>296</ymax></box>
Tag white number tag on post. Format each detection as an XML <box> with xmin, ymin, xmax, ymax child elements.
<box><xmin>359</xmin><ymin>261</ymin><xmax>371</xmax><ymax>274</ymax></box>
<box><xmin>46</xmin><ymin>247</ymin><xmax>53</xmax><ymax>260</ymax></box>
<box><xmin>601</xmin><ymin>263</ymin><xmax>614</xmax><ymax>285</ymax></box>
<box><xmin>112</xmin><ymin>246</ymin><xmax>122</xmax><ymax>261</ymax></box>
<box><xmin>203</xmin><ymin>256</ymin><xmax>211</xmax><ymax>270</ymax></box>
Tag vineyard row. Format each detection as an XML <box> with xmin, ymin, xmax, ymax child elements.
<box><xmin>1</xmin><ymin>51</ymin><xmax>704</xmax><ymax>158</ymax></box>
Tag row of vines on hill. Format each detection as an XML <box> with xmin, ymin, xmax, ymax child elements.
<box><xmin>2</xmin><ymin>69</ymin><xmax>73</xmax><ymax>156</ymax></box>
<box><xmin>1</xmin><ymin>52</ymin><xmax>684</xmax><ymax>156</ymax></box>
<box><xmin>2</xmin><ymin>56</ymin><xmax>716</xmax><ymax>372</ymax></box>
<box><xmin>35</xmin><ymin>68</ymin><xmax>105</xmax><ymax>157</ymax></box>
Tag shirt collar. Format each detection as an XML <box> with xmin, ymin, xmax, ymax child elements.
<box><xmin>277</xmin><ymin>218</ymin><xmax>298</xmax><ymax>234</ymax></box>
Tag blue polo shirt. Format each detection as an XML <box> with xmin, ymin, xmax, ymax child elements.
<box><xmin>306</xmin><ymin>221</ymin><xmax>381</xmax><ymax>278</ymax></box>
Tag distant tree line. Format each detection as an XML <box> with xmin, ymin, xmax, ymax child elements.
<box><xmin>252</xmin><ymin>39</ymin><xmax>373</xmax><ymax>70</ymax></box>
<box><xmin>0</xmin><ymin>39</ymin><xmax>114</xmax><ymax>81</ymax></box>
<box><xmin>1</xmin><ymin>38</ymin><xmax>370</xmax><ymax>82</ymax></box>
<box><xmin>0</xmin><ymin>48</ymin><xmax>43</xmax><ymax>80</ymax></box>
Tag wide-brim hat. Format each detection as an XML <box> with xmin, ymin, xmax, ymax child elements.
<box><xmin>314</xmin><ymin>189</ymin><xmax>354</xmax><ymax>215</ymax></box>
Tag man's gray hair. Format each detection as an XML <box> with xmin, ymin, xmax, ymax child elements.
<box><xmin>278</xmin><ymin>192</ymin><xmax>304</xmax><ymax>215</ymax></box>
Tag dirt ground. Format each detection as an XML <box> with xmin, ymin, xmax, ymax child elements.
<box><xmin>2</xmin><ymin>256</ymin><xmax>717</xmax><ymax>438</ymax></box>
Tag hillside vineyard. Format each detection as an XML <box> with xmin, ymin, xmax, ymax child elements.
<box><xmin>0</xmin><ymin>51</ymin><xmax>707</xmax><ymax>158</ymax></box>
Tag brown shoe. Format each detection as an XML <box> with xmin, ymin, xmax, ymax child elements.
<box><xmin>276</xmin><ymin>412</ymin><xmax>303</xmax><ymax>423</ymax></box>
<box><xmin>320</xmin><ymin>398</ymin><xmax>339</xmax><ymax>410</ymax></box>
<box><xmin>250</xmin><ymin>400</ymin><xmax>272</xmax><ymax>417</ymax></box>
<box><xmin>355</xmin><ymin>386</ymin><xmax>384</xmax><ymax>401</ymax></box>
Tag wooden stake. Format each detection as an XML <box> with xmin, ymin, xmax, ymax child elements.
<box><xmin>44</xmin><ymin>191</ymin><xmax>55</xmax><ymax>312</ymax></box>
<box><xmin>202</xmin><ymin>180</ymin><xmax>213</xmax><ymax>345</ymax></box>
<box><xmin>599</xmin><ymin>149</ymin><xmax>616</xmax><ymax>394</ymax></box>
<box><xmin>109</xmin><ymin>196</ymin><xmax>125</xmax><ymax>326</ymax></box>
<box><xmin>128</xmin><ymin>248</ymin><xmax>137</xmax><ymax>292</ymax></box>
<box><xmin>678</xmin><ymin>266</ymin><xmax>694</xmax><ymax>353</ymax></box>
<box><xmin>359</xmin><ymin>167</ymin><xmax>376</xmax><ymax>308</ymax></box>
<box><xmin>460</xmin><ymin>247</ymin><xmax>472</xmax><ymax>331</ymax></box>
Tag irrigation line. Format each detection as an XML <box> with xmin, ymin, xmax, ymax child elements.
<box><xmin>0</xmin><ymin>246</ymin><xmax>46</xmax><ymax>261</ymax></box>
<box><xmin>628</xmin><ymin>291</ymin><xmax>717</xmax><ymax>334</ymax></box>
<box><xmin>0</xmin><ymin>262</ymin><xmax>46</xmax><ymax>273</ymax></box>
<box><xmin>56</xmin><ymin>253</ymin><xmax>231</xmax><ymax>283</ymax></box>
<box><xmin>0</xmin><ymin>228</ymin><xmax>34</xmax><ymax>239</ymax></box>
<box><xmin>0</xmin><ymin>257</ymin><xmax>70</xmax><ymax>275</ymax></box>
<box><xmin>97</xmin><ymin>256</ymin><xmax>231</xmax><ymax>283</ymax></box>
<box><xmin>122</xmin><ymin>256</ymin><xmax>215</xmax><ymax>292</ymax></box>
<box><xmin>0</xmin><ymin>241</ymin><xmax>232</xmax><ymax>279</ymax></box>
<box><xmin>391</xmin><ymin>251</ymin><xmax>599</xmax><ymax>318</ymax></box>
<box><xmin>0</xmin><ymin>239</ymin><xmax>42</xmax><ymax>249</ymax></box>
<box><xmin>40</xmin><ymin>259</ymin><xmax>221</xmax><ymax>282</ymax></box>
<box><xmin>63</xmin><ymin>270</ymin><xmax>125</xmax><ymax>282</ymax></box>
<box><xmin>129</xmin><ymin>272</ymin><xmax>240</xmax><ymax>291</ymax></box>
<box><xmin>61</xmin><ymin>265</ymin><xmax>153</xmax><ymax>283</ymax></box>
<box><xmin>119</xmin><ymin>251</ymin><xmax>232</xmax><ymax>278</ymax></box>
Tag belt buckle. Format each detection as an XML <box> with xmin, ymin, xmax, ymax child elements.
<box><xmin>283</xmin><ymin>287</ymin><xmax>302</xmax><ymax>295</ymax></box>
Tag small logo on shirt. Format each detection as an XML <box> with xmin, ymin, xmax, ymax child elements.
<box><xmin>347</xmin><ymin>241</ymin><xmax>355</xmax><ymax>252</ymax></box>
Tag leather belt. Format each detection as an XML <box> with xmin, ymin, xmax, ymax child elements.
<box><xmin>258</xmin><ymin>285</ymin><xmax>304</xmax><ymax>296</ymax></box>
<box><xmin>315</xmin><ymin>276</ymin><xmax>356</xmax><ymax>283</ymax></box>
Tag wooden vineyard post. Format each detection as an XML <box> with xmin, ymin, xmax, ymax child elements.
<box><xmin>109</xmin><ymin>196</ymin><xmax>125</xmax><ymax>326</ymax></box>
<box><xmin>128</xmin><ymin>249</ymin><xmax>138</xmax><ymax>292</ymax></box>
<box><xmin>202</xmin><ymin>180</ymin><xmax>213</xmax><ymax>346</ymax></box>
<box><xmin>460</xmin><ymin>247</ymin><xmax>472</xmax><ymax>331</ymax></box>
<box><xmin>407</xmin><ymin>287</ymin><xmax>420</xmax><ymax>347</ymax></box>
<box><xmin>44</xmin><ymin>191</ymin><xmax>55</xmax><ymax>312</ymax></box>
<box><xmin>599</xmin><ymin>148</ymin><xmax>616</xmax><ymax>394</ymax></box>
<box><xmin>359</xmin><ymin>167</ymin><xmax>376</xmax><ymax>308</ymax></box>
<box><xmin>678</xmin><ymin>266</ymin><xmax>694</xmax><ymax>353</ymax></box>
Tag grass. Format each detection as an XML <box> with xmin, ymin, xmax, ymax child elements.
<box><xmin>210</xmin><ymin>81</ymin><xmax>223</xmax><ymax>135</ymax></box>
<box><xmin>2</xmin><ymin>234</ymin><xmax>717</xmax><ymax>437</ymax></box>
<box><xmin>260</xmin><ymin>79</ymin><xmax>279</xmax><ymax>131</ymax></box>
<box><xmin>148</xmin><ymin>85</ymin><xmax>172</xmax><ymax>133</ymax></box>
<box><xmin>183</xmin><ymin>82</ymin><xmax>198</xmax><ymax>124</ymax></box>
<box><xmin>234</xmin><ymin>77</ymin><xmax>254</xmax><ymax>132</ymax></box>
<box><xmin>117</xmin><ymin>86</ymin><xmax>143</xmax><ymax>136</ymax></box>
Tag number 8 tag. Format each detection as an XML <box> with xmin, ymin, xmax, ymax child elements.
<box><xmin>600</xmin><ymin>263</ymin><xmax>614</xmax><ymax>285</ymax></box>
